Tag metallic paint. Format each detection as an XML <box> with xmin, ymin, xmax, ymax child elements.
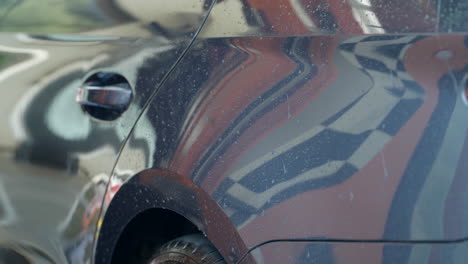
<box><xmin>0</xmin><ymin>1</ymin><xmax>214</xmax><ymax>263</ymax></box>
<box><xmin>2</xmin><ymin>0</ymin><xmax>468</xmax><ymax>264</ymax></box>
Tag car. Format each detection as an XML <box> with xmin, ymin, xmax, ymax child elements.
<box><xmin>1</xmin><ymin>0</ymin><xmax>468</xmax><ymax>263</ymax></box>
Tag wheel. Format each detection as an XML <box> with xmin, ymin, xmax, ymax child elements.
<box><xmin>149</xmin><ymin>234</ymin><xmax>227</xmax><ymax>264</ymax></box>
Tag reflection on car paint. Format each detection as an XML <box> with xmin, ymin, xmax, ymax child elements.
<box><xmin>0</xmin><ymin>0</ymin><xmax>215</xmax><ymax>263</ymax></box>
<box><xmin>201</xmin><ymin>0</ymin><xmax>468</xmax><ymax>37</ymax></box>
<box><xmin>239</xmin><ymin>240</ymin><xmax>468</xmax><ymax>264</ymax></box>
<box><xmin>1</xmin><ymin>0</ymin><xmax>468</xmax><ymax>263</ymax></box>
<box><xmin>99</xmin><ymin>33</ymin><xmax>468</xmax><ymax>263</ymax></box>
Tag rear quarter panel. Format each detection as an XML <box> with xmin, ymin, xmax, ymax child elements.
<box><xmin>100</xmin><ymin>0</ymin><xmax>468</xmax><ymax>263</ymax></box>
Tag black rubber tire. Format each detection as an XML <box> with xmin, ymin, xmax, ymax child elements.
<box><xmin>149</xmin><ymin>234</ymin><xmax>227</xmax><ymax>264</ymax></box>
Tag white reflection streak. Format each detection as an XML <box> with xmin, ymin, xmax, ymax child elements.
<box><xmin>289</xmin><ymin>0</ymin><xmax>318</xmax><ymax>31</ymax></box>
<box><xmin>0</xmin><ymin>41</ymin><xmax>49</xmax><ymax>141</ymax></box>
<box><xmin>9</xmin><ymin>36</ymin><xmax>109</xmax><ymax>142</ymax></box>
<box><xmin>0</xmin><ymin>45</ymin><xmax>48</xmax><ymax>83</ymax></box>
<box><xmin>351</xmin><ymin>0</ymin><xmax>385</xmax><ymax>34</ymax></box>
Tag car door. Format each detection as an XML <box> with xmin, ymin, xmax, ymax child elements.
<box><xmin>0</xmin><ymin>1</ymin><xmax>214</xmax><ymax>263</ymax></box>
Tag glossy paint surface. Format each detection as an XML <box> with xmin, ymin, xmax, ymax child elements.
<box><xmin>200</xmin><ymin>0</ymin><xmax>468</xmax><ymax>37</ymax></box>
<box><xmin>0</xmin><ymin>0</ymin><xmax>211</xmax><ymax>37</ymax></box>
<box><xmin>2</xmin><ymin>0</ymin><xmax>468</xmax><ymax>264</ymax></box>
<box><xmin>0</xmin><ymin>0</ymin><xmax>214</xmax><ymax>263</ymax></box>
<box><xmin>101</xmin><ymin>22</ymin><xmax>468</xmax><ymax>264</ymax></box>
<box><xmin>99</xmin><ymin>1</ymin><xmax>468</xmax><ymax>263</ymax></box>
<box><xmin>240</xmin><ymin>240</ymin><xmax>468</xmax><ymax>264</ymax></box>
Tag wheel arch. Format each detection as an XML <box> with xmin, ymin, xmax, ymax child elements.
<box><xmin>94</xmin><ymin>168</ymin><xmax>249</xmax><ymax>264</ymax></box>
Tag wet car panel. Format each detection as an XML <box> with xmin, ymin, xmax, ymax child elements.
<box><xmin>200</xmin><ymin>0</ymin><xmax>468</xmax><ymax>37</ymax></box>
<box><xmin>2</xmin><ymin>0</ymin><xmax>468</xmax><ymax>264</ymax></box>
<box><xmin>0</xmin><ymin>1</ymin><xmax>215</xmax><ymax>263</ymax></box>
<box><xmin>238</xmin><ymin>240</ymin><xmax>468</xmax><ymax>264</ymax></box>
<box><xmin>98</xmin><ymin>24</ymin><xmax>468</xmax><ymax>264</ymax></box>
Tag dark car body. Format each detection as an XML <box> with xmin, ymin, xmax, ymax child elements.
<box><xmin>1</xmin><ymin>0</ymin><xmax>468</xmax><ymax>263</ymax></box>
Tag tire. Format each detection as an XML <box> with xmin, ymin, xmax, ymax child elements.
<box><xmin>149</xmin><ymin>234</ymin><xmax>227</xmax><ymax>264</ymax></box>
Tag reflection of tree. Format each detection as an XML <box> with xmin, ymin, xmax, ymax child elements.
<box><xmin>0</xmin><ymin>0</ymin><xmax>23</xmax><ymax>25</ymax></box>
<box><xmin>0</xmin><ymin>52</ymin><xmax>28</xmax><ymax>69</ymax></box>
<box><xmin>0</xmin><ymin>53</ymin><xmax>12</xmax><ymax>68</ymax></box>
<box><xmin>93</xmin><ymin>0</ymin><xmax>134</xmax><ymax>23</ymax></box>
<box><xmin>0</xmin><ymin>0</ymin><xmax>110</xmax><ymax>33</ymax></box>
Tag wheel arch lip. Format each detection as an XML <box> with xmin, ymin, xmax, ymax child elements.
<box><xmin>94</xmin><ymin>168</ymin><xmax>250</xmax><ymax>264</ymax></box>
